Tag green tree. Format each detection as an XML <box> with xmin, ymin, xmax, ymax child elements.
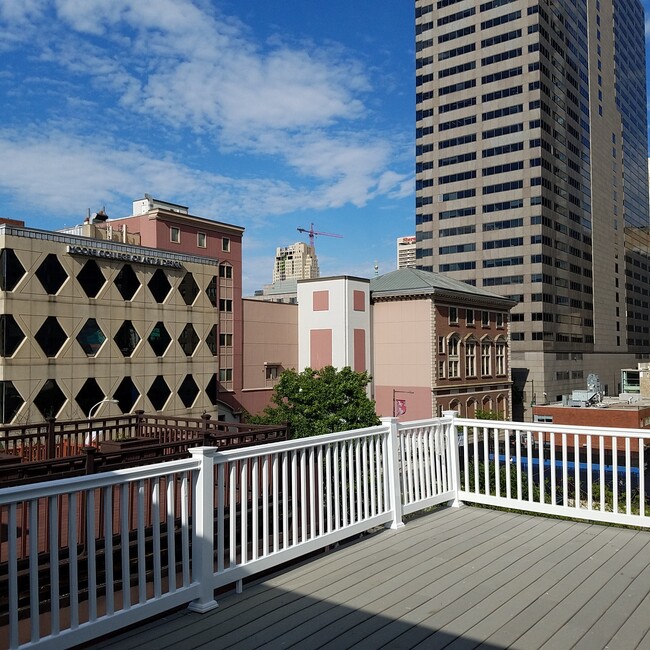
<box><xmin>248</xmin><ymin>366</ymin><xmax>380</xmax><ymax>438</ymax></box>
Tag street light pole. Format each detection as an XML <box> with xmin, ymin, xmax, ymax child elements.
<box><xmin>86</xmin><ymin>398</ymin><xmax>119</xmax><ymax>446</ymax></box>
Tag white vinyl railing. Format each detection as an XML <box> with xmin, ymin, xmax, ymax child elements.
<box><xmin>5</xmin><ymin>411</ymin><xmax>650</xmax><ymax>648</ymax></box>
<box><xmin>0</xmin><ymin>416</ymin><xmax>457</xmax><ymax>649</ymax></box>
<box><xmin>455</xmin><ymin>417</ymin><xmax>650</xmax><ymax>528</ymax></box>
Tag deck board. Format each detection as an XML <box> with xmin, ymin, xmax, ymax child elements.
<box><xmin>94</xmin><ymin>506</ymin><xmax>650</xmax><ymax>650</ymax></box>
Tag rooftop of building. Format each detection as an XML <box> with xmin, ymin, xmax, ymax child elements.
<box><xmin>370</xmin><ymin>267</ymin><xmax>518</xmax><ymax>307</ymax></box>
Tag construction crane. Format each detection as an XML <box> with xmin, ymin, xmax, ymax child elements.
<box><xmin>297</xmin><ymin>223</ymin><xmax>343</xmax><ymax>250</ymax></box>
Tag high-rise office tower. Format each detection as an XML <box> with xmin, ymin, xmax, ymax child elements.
<box><xmin>397</xmin><ymin>235</ymin><xmax>418</xmax><ymax>268</ymax></box>
<box><xmin>415</xmin><ymin>0</ymin><xmax>649</xmax><ymax>412</ymax></box>
<box><xmin>273</xmin><ymin>242</ymin><xmax>320</xmax><ymax>282</ymax></box>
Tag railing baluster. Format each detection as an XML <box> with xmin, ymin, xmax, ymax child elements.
<box><xmin>612</xmin><ymin>436</ymin><xmax>618</xmax><ymax>514</ymax></box>
<box><xmin>640</xmin><ymin>440</ymin><xmax>645</xmax><ymax>517</ymax></box>
<box><xmin>325</xmin><ymin>444</ymin><xmax>332</xmax><ymax>531</ymax></box>
<box><xmin>587</xmin><ymin>435</ymin><xmax>593</xmax><ymax>511</ymax></box>
<box><xmin>137</xmin><ymin>480</ymin><xmax>146</xmax><ymax>603</ymax></box>
<box><xmin>341</xmin><ymin>441</ymin><xmax>348</xmax><ymax>527</ymax></box>
<box><xmin>463</xmin><ymin>424</ymin><xmax>469</xmax><ymax>492</ymax></box>
<box><xmin>229</xmin><ymin>462</ymin><xmax>237</xmax><ymax>565</ymax></box>
<box><xmin>562</xmin><ymin>434</ymin><xmax>568</xmax><ymax>507</ymax></box>
<box><xmin>120</xmin><ymin>483</ymin><xmax>131</xmax><ymax>606</ymax></box>
<box><xmin>8</xmin><ymin>503</ymin><xmax>18</xmax><ymax>649</ymax></box>
<box><xmin>537</xmin><ymin>431</ymin><xmax>544</xmax><ymax>504</ymax></box>
<box><xmin>369</xmin><ymin>438</ymin><xmax>377</xmax><ymax>516</ymax></box>
<box><xmin>152</xmin><ymin>478</ymin><xmax>161</xmax><ymax>598</ymax></box>
<box><xmin>167</xmin><ymin>475</ymin><xmax>177</xmax><ymax>589</ymax></box>
<box><xmin>599</xmin><ymin>436</ymin><xmax>605</xmax><ymax>513</ymax></box>
<box><xmin>625</xmin><ymin>437</ymin><xmax>631</xmax><ymax>516</ymax></box>
<box><xmin>550</xmin><ymin>432</ymin><xmax>556</xmax><ymax>505</ymax></box>
<box><xmin>526</xmin><ymin>431</ymin><xmax>533</xmax><ymax>502</ymax></box>
<box><xmin>282</xmin><ymin>451</ymin><xmax>289</xmax><ymax>547</ymax></box>
<box><xmin>362</xmin><ymin>437</ymin><xmax>369</xmax><ymax>519</ymax></box>
<box><xmin>87</xmin><ymin>488</ymin><xmax>97</xmax><ymax>620</ymax></box>
<box><xmin>49</xmin><ymin>495</ymin><xmax>60</xmax><ymax>635</ymax></box>
<box><xmin>474</xmin><ymin>427</ymin><xmax>480</xmax><ymax>495</ymax></box>
<box><xmin>574</xmin><ymin>434</ymin><xmax>580</xmax><ymax>509</ymax></box>
<box><xmin>251</xmin><ymin>457</ymin><xmax>259</xmax><ymax>559</ymax></box>
<box><xmin>263</xmin><ymin>453</ymin><xmax>270</xmax><ymax>556</ymax></box>
<box><xmin>483</xmin><ymin>426</ymin><xmax>490</xmax><ymax>496</ymax></box>
<box><xmin>333</xmin><ymin>444</ymin><xmax>341</xmax><ymax>527</ymax></box>
<box><xmin>515</xmin><ymin>430</ymin><xmax>522</xmax><ymax>500</ymax></box>
<box><xmin>241</xmin><ymin>460</ymin><xmax>248</xmax><ymax>562</ymax></box>
<box><xmin>104</xmin><ymin>486</ymin><xmax>114</xmax><ymax>615</ymax></box>
<box><xmin>29</xmin><ymin>498</ymin><xmax>39</xmax><ymax>642</ymax></box>
<box><xmin>505</xmin><ymin>429</ymin><xmax>511</xmax><ymax>500</ymax></box>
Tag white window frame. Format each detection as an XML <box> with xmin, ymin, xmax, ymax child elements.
<box><xmin>170</xmin><ymin>226</ymin><xmax>180</xmax><ymax>243</ymax></box>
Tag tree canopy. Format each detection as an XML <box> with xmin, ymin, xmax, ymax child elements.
<box><xmin>248</xmin><ymin>366</ymin><xmax>380</xmax><ymax>438</ymax></box>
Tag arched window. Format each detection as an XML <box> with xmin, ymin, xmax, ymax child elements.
<box><xmin>495</xmin><ymin>337</ymin><xmax>507</xmax><ymax>375</ymax></box>
<box><xmin>481</xmin><ymin>336</ymin><xmax>492</xmax><ymax>376</ymax></box>
<box><xmin>466</xmin><ymin>398</ymin><xmax>478</xmax><ymax>419</ymax></box>
<box><xmin>465</xmin><ymin>336</ymin><xmax>477</xmax><ymax>377</ymax></box>
<box><xmin>448</xmin><ymin>335</ymin><xmax>461</xmax><ymax>378</ymax></box>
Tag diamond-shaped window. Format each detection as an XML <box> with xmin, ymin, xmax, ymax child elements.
<box><xmin>77</xmin><ymin>260</ymin><xmax>106</xmax><ymax>298</ymax></box>
<box><xmin>148</xmin><ymin>322</ymin><xmax>172</xmax><ymax>356</ymax></box>
<box><xmin>36</xmin><ymin>254</ymin><xmax>68</xmax><ymax>295</ymax></box>
<box><xmin>206</xmin><ymin>374</ymin><xmax>219</xmax><ymax>406</ymax></box>
<box><xmin>0</xmin><ymin>381</ymin><xmax>23</xmax><ymax>423</ymax></box>
<box><xmin>0</xmin><ymin>315</ymin><xmax>25</xmax><ymax>357</ymax></box>
<box><xmin>148</xmin><ymin>269</ymin><xmax>172</xmax><ymax>303</ymax></box>
<box><xmin>34</xmin><ymin>379</ymin><xmax>66</xmax><ymax>419</ymax></box>
<box><xmin>178</xmin><ymin>323</ymin><xmax>200</xmax><ymax>356</ymax></box>
<box><xmin>114</xmin><ymin>320</ymin><xmax>140</xmax><ymax>357</ymax></box>
<box><xmin>178</xmin><ymin>375</ymin><xmax>199</xmax><ymax>408</ymax></box>
<box><xmin>205</xmin><ymin>325</ymin><xmax>218</xmax><ymax>356</ymax></box>
<box><xmin>206</xmin><ymin>276</ymin><xmax>218</xmax><ymax>307</ymax></box>
<box><xmin>115</xmin><ymin>264</ymin><xmax>140</xmax><ymax>300</ymax></box>
<box><xmin>114</xmin><ymin>377</ymin><xmax>140</xmax><ymax>413</ymax></box>
<box><xmin>147</xmin><ymin>376</ymin><xmax>171</xmax><ymax>411</ymax></box>
<box><xmin>178</xmin><ymin>272</ymin><xmax>199</xmax><ymax>305</ymax></box>
<box><xmin>35</xmin><ymin>317</ymin><xmax>67</xmax><ymax>357</ymax></box>
<box><xmin>76</xmin><ymin>318</ymin><xmax>106</xmax><ymax>356</ymax></box>
<box><xmin>75</xmin><ymin>378</ymin><xmax>105</xmax><ymax>417</ymax></box>
<box><xmin>0</xmin><ymin>248</ymin><xmax>26</xmax><ymax>291</ymax></box>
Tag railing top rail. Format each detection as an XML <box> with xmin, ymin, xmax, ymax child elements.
<box><xmin>214</xmin><ymin>424</ymin><xmax>389</xmax><ymax>463</ymax></box>
<box><xmin>455</xmin><ymin>417</ymin><xmax>650</xmax><ymax>439</ymax></box>
<box><xmin>398</xmin><ymin>417</ymin><xmax>453</xmax><ymax>431</ymax></box>
<box><xmin>0</xmin><ymin>456</ymin><xmax>202</xmax><ymax>506</ymax></box>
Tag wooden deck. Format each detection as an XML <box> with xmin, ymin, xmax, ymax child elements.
<box><xmin>94</xmin><ymin>506</ymin><xmax>650</xmax><ymax>649</ymax></box>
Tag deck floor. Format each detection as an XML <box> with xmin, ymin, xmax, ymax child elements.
<box><xmin>94</xmin><ymin>506</ymin><xmax>650</xmax><ymax>649</ymax></box>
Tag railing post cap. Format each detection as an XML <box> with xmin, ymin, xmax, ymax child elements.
<box><xmin>380</xmin><ymin>416</ymin><xmax>399</xmax><ymax>425</ymax></box>
<box><xmin>442</xmin><ymin>410</ymin><xmax>458</xmax><ymax>418</ymax></box>
<box><xmin>188</xmin><ymin>446</ymin><xmax>219</xmax><ymax>458</ymax></box>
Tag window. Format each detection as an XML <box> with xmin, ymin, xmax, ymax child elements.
<box><xmin>170</xmin><ymin>227</ymin><xmax>180</xmax><ymax>243</ymax></box>
<box><xmin>449</xmin><ymin>307</ymin><xmax>458</xmax><ymax>324</ymax></box>
<box><xmin>438</xmin><ymin>360</ymin><xmax>446</xmax><ymax>379</ymax></box>
<box><xmin>466</xmin><ymin>309</ymin><xmax>475</xmax><ymax>326</ymax></box>
<box><xmin>448</xmin><ymin>336</ymin><xmax>460</xmax><ymax>378</ymax></box>
<box><xmin>219</xmin><ymin>333</ymin><xmax>233</xmax><ymax>347</ymax></box>
<box><xmin>219</xmin><ymin>299</ymin><xmax>233</xmax><ymax>312</ymax></box>
<box><xmin>222</xmin><ymin>237</ymin><xmax>231</xmax><ymax>252</ymax></box>
<box><xmin>465</xmin><ymin>340</ymin><xmax>477</xmax><ymax>377</ymax></box>
<box><xmin>438</xmin><ymin>336</ymin><xmax>446</xmax><ymax>354</ymax></box>
<box><xmin>496</xmin><ymin>313</ymin><xmax>505</xmax><ymax>328</ymax></box>
<box><xmin>481</xmin><ymin>342</ymin><xmax>492</xmax><ymax>375</ymax></box>
<box><xmin>219</xmin><ymin>368</ymin><xmax>233</xmax><ymax>382</ymax></box>
<box><xmin>197</xmin><ymin>232</ymin><xmax>206</xmax><ymax>248</ymax></box>
<box><xmin>265</xmin><ymin>365</ymin><xmax>280</xmax><ymax>381</ymax></box>
<box><xmin>219</xmin><ymin>264</ymin><xmax>233</xmax><ymax>279</ymax></box>
<box><xmin>496</xmin><ymin>341</ymin><xmax>506</xmax><ymax>375</ymax></box>
<box><xmin>482</xmin><ymin>311</ymin><xmax>490</xmax><ymax>327</ymax></box>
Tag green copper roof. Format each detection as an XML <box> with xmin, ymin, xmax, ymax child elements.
<box><xmin>369</xmin><ymin>268</ymin><xmax>517</xmax><ymax>305</ymax></box>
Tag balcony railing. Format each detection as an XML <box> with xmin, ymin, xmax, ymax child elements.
<box><xmin>1</xmin><ymin>412</ymin><xmax>649</xmax><ymax>648</ymax></box>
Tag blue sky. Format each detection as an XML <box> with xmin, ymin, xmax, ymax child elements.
<box><xmin>1</xmin><ymin>1</ymin><xmax>649</xmax><ymax>295</ymax></box>
<box><xmin>0</xmin><ymin>0</ymin><xmax>413</xmax><ymax>295</ymax></box>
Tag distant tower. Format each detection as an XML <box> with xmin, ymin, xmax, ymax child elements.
<box><xmin>396</xmin><ymin>236</ymin><xmax>417</xmax><ymax>269</ymax></box>
<box><xmin>273</xmin><ymin>242</ymin><xmax>320</xmax><ymax>282</ymax></box>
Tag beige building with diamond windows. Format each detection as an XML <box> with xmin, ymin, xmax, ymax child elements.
<box><xmin>0</xmin><ymin>199</ymin><xmax>245</xmax><ymax>424</ymax></box>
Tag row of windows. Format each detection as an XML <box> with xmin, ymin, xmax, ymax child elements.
<box><xmin>0</xmin><ymin>248</ymin><xmax>230</xmax><ymax>307</ymax></box>
<box><xmin>0</xmin><ymin>314</ymin><xmax>221</xmax><ymax>360</ymax></box>
<box><xmin>0</xmin><ymin>372</ymin><xmax>225</xmax><ymax>423</ymax></box>
<box><xmin>447</xmin><ymin>307</ymin><xmax>506</xmax><ymax>329</ymax></box>
<box><xmin>439</xmin><ymin>339</ymin><xmax>508</xmax><ymax>379</ymax></box>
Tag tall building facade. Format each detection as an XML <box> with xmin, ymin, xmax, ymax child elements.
<box><xmin>415</xmin><ymin>0</ymin><xmax>649</xmax><ymax>412</ymax></box>
<box><xmin>273</xmin><ymin>242</ymin><xmax>319</xmax><ymax>282</ymax></box>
